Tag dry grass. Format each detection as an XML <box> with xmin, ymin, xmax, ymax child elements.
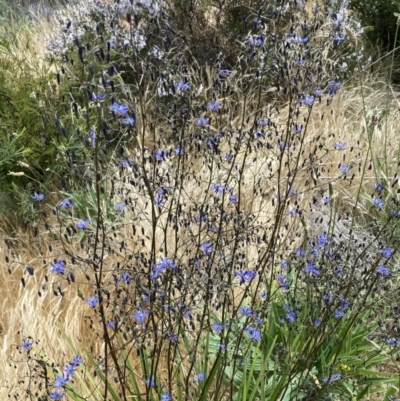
<box><xmin>2</xmin><ymin>1</ymin><xmax>400</xmax><ymax>398</ymax></box>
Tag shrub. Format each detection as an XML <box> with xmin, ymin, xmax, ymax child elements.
<box><xmin>3</xmin><ymin>0</ymin><xmax>400</xmax><ymax>400</ymax></box>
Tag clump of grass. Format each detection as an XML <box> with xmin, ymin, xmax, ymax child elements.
<box><xmin>2</xmin><ymin>0</ymin><xmax>400</xmax><ymax>400</ymax></box>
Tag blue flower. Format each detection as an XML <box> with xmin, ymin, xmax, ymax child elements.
<box><xmin>151</xmin><ymin>257</ymin><xmax>176</xmax><ymax>279</ymax></box>
<box><xmin>219</xmin><ymin>70</ymin><xmax>232</xmax><ymax>77</ymax></box>
<box><xmin>76</xmin><ymin>219</ymin><xmax>90</xmax><ymax>229</ymax></box>
<box><xmin>154</xmin><ymin>149</ymin><xmax>168</xmax><ymax>161</ymax></box>
<box><xmin>235</xmin><ymin>270</ymin><xmax>257</xmax><ymax>284</ymax></box>
<box><xmin>314</xmin><ymin>319</ymin><xmax>322</xmax><ymax>327</ymax></box>
<box><xmin>239</xmin><ymin>306</ymin><xmax>255</xmax><ymax>318</ymax></box>
<box><xmin>121</xmin><ymin>116</ymin><xmax>135</xmax><ymax>125</ymax></box>
<box><xmin>372</xmin><ymin>198</ymin><xmax>384</xmax><ymax>209</ymax></box>
<box><xmin>339</xmin><ymin>165</ymin><xmax>350</xmax><ymax>174</ymax></box>
<box><xmin>70</xmin><ymin>355</ymin><xmax>83</xmax><ymax>367</ymax></box>
<box><xmin>121</xmin><ymin>271</ymin><xmax>131</xmax><ymax>284</ymax></box>
<box><xmin>31</xmin><ymin>192</ymin><xmax>45</xmax><ymax>201</ymax></box>
<box><xmin>380</xmin><ymin>248</ymin><xmax>393</xmax><ymax>258</ymax></box>
<box><xmin>212</xmin><ymin>322</ymin><xmax>225</xmax><ymax>334</ymax></box>
<box><xmin>377</xmin><ymin>265</ymin><xmax>391</xmax><ymax>276</ymax></box>
<box><xmin>21</xmin><ymin>339</ymin><xmax>33</xmax><ymax>351</ymax></box>
<box><xmin>119</xmin><ymin>160</ymin><xmax>131</xmax><ymax>167</ymax></box>
<box><xmin>63</xmin><ymin>364</ymin><xmax>76</xmax><ymax>377</ymax></box>
<box><xmin>161</xmin><ymin>392</ymin><xmax>172</xmax><ymax>401</ymax></box>
<box><xmin>195</xmin><ymin>372</ymin><xmax>205</xmax><ymax>381</ymax></box>
<box><xmin>296</xmin><ymin>247</ymin><xmax>306</xmax><ymax>257</ymax></box>
<box><xmin>334</xmin><ymin>309</ymin><xmax>345</xmax><ymax>318</ymax></box>
<box><xmin>334</xmin><ymin>141</ymin><xmax>346</xmax><ymax>150</ymax></box>
<box><xmin>175</xmin><ymin>144</ymin><xmax>184</xmax><ymax>155</ymax></box>
<box><xmin>229</xmin><ymin>193</ymin><xmax>238</xmax><ymax>203</ymax></box>
<box><xmin>59</xmin><ymin>198</ymin><xmax>73</xmax><ymax>208</ymax></box>
<box><xmin>328</xmin><ymin>79</ymin><xmax>341</xmax><ymax>96</ymax></box>
<box><xmin>387</xmin><ymin>338</ymin><xmax>398</xmax><ymax>348</ymax></box>
<box><xmin>115</xmin><ymin>202</ymin><xmax>126</xmax><ymax>211</ymax></box>
<box><xmin>285</xmin><ymin>305</ymin><xmax>296</xmax><ymax>322</ymax></box>
<box><xmin>107</xmin><ymin>320</ymin><xmax>116</xmax><ymax>329</ymax></box>
<box><xmin>145</xmin><ymin>377</ymin><xmax>155</xmax><ymax>387</ymax></box>
<box><xmin>317</xmin><ymin>233</ymin><xmax>329</xmax><ymax>248</ymax></box>
<box><xmin>332</xmin><ymin>34</ymin><xmax>345</xmax><ymax>45</ymax></box>
<box><xmin>86</xmin><ymin>296</ymin><xmax>99</xmax><ymax>308</ymax></box>
<box><xmin>224</xmin><ymin>154</ymin><xmax>233</xmax><ymax>162</ymax></box>
<box><xmin>176</xmin><ymin>81</ymin><xmax>190</xmax><ymax>91</ymax></box>
<box><xmin>305</xmin><ymin>260</ymin><xmax>320</xmax><ymax>275</ymax></box>
<box><xmin>245</xmin><ymin>326</ymin><xmax>261</xmax><ymax>342</ymax></box>
<box><xmin>293</xmin><ymin>124</ymin><xmax>302</xmax><ymax>132</ymax></box>
<box><xmin>322</xmin><ymin>196</ymin><xmax>330</xmax><ymax>204</ymax></box>
<box><xmin>323</xmin><ymin>373</ymin><xmax>342</xmax><ymax>384</ymax></box>
<box><xmin>258</xmin><ymin>118</ymin><xmax>269</xmax><ymax>126</ymax></box>
<box><xmin>89</xmin><ymin>130</ymin><xmax>96</xmax><ymax>148</ymax></box>
<box><xmin>54</xmin><ymin>375</ymin><xmax>69</xmax><ymax>389</ymax></box>
<box><xmin>110</xmin><ymin>102</ymin><xmax>129</xmax><ymax>115</ymax></box>
<box><xmin>280</xmin><ymin>260</ymin><xmax>289</xmax><ymax>269</ymax></box>
<box><xmin>211</xmin><ymin>182</ymin><xmax>225</xmax><ymax>195</ymax></box>
<box><xmin>208</xmin><ymin>102</ymin><xmax>222</xmax><ymax>111</ymax></box>
<box><xmin>50</xmin><ymin>392</ymin><xmax>65</xmax><ymax>400</ymax></box>
<box><xmin>289</xmin><ymin>209</ymin><xmax>300</xmax><ymax>216</ymax></box>
<box><xmin>201</xmin><ymin>242</ymin><xmax>213</xmax><ymax>255</ymax></box>
<box><xmin>300</xmin><ymin>95</ymin><xmax>314</xmax><ymax>105</ymax></box>
<box><xmin>277</xmin><ymin>274</ymin><xmax>289</xmax><ymax>290</ymax></box>
<box><xmin>133</xmin><ymin>307</ymin><xmax>149</xmax><ymax>324</ymax></box>
<box><xmin>372</xmin><ymin>182</ymin><xmax>384</xmax><ymax>193</ymax></box>
<box><xmin>313</xmin><ymin>88</ymin><xmax>323</xmax><ymax>96</ymax></box>
<box><xmin>197</xmin><ymin>117</ymin><xmax>209</xmax><ymax>126</ymax></box>
<box><xmin>50</xmin><ymin>259</ymin><xmax>65</xmax><ymax>274</ymax></box>
<box><xmin>293</xmin><ymin>35</ymin><xmax>309</xmax><ymax>43</ymax></box>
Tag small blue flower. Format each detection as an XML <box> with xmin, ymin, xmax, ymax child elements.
<box><xmin>175</xmin><ymin>144</ymin><xmax>184</xmax><ymax>155</ymax></box>
<box><xmin>121</xmin><ymin>271</ymin><xmax>131</xmax><ymax>284</ymax></box>
<box><xmin>201</xmin><ymin>242</ymin><xmax>214</xmax><ymax>255</ymax></box>
<box><xmin>121</xmin><ymin>116</ymin><xmax>135</xmax><ymax>126</ymax></box>
<box><xmin>176</xmin><ymin>81</ymin><xmax>190</xmax><ymax>91</ymax></box>
<box><xmin>50</xmin><ymin>392</ymin><xmax>65</xmax><ymax>400</ymax></box>
<box><xmin>195</xmin><ymin>372</ymin><xmax>205</xmax><ymax>381</ymax></box>
<box><xmin>63</xmin><ymin>364</ymin><xmax>76</xmax><ymax>377</ymax></box>
<box><xmin>21</xmin><ymin>339</ymin><xmax>33</xmax><ymax>351</ymax></box>
<box><xmin>212</xmin><ymin>322</ymin><xmax>225</xmax><ymax>334</ymax></box>
<box><xmin>133</xmin><ymin>307</ymin><xmax>149</xmax><ymax>324</ymax></box>
<box><xmin>119</xmin><ymin>160</ymin><xmax>131</xmax><ymax>167</ymax></box>
<box><xmin>115</xmin><ymin>202</ymin><xmax>126</xmax><ymax>211</ymax></box>
<box><xmin>380</xmin><ymin>248</ymin><xmax>393</xmax><ymax>258</ymax></box>
<box><xmin>107</xmin><ymin>320</ymin><xmax>116</xmax><ymax>329</ymax></box>
<box><xmin>305</xmin><ymin>260</ymin><xmax>320</xmax><ymax>275</ymax></box>
<box><xmin>86</xmin><ymin>296</ymin><xmax>99</xmax><ymax>308</ymax></box>
<box><xmin>280</xmin><ymin>260</ymin><xmax>289</xmax><ymax>269</ymax></box>
<box><xmin>280</xmin><ymin>141</ymin><xmax>288</xmax><ymax>148</ymax></box>
<box><xmin>323</xmin><ymin>373</ymin><xmax>342</xmax><ymax>384</ymax></box>
<box><xmin>293</xmin><ymin>35</ymin><xmax>309</xmax><ymax>43</ymax></box>
<box><xmin>285</xmin><ymin>305</ymin><xmax>296</xmax><ymax>322</ymax></box>
<box><xmin>154</xmin><ymin>149</ymin><xmax>168</xmax><ymax>161</ymax></box>
<box><xmin>54</xmin><ymin>375</ymin><xmax>69</xmax><ymax>389</ymax></box>
<box><xmin>258</xmin><ymin>118</ymin><xmax>269</xmax><ymax>126</ymax></box>
<box><xmin>300</xmin><ymin>95</ymin><xmax>315</xmax><ymax>105</ymax></box>
<box><xmin>70</xmin><ymin>355</ymin><xmax>83</xmax><ymax>367</ymax></box>
<box><xmin>31</xmin><ymin>192</ymin><xmax>45</xmax><ymax>201</ymax></box>
<box><xmin>50</xmin><ymin>259</ymin><xmax>65</xmax><ymax>274</ymax></box>
<box><xmin>229</xmin><ymin>193</ymin><xmax>238</xmax><ymax>203</ymax></box>
<box><xmin>387</xmin><ymin>338</ymin><xmax>398</xmax><ymax>348</ymax></box>
<box><xmin>334</xmin><ymin>142</ymin><xmax>346</xmax><ymax>150</ymax></box>
<box><xmin>322</xmin><ymin>196</ymin><xmax>330</xmax><ymax>204</ymax></box>
<box><xmin>89</xmin><ymin>130</ymin><xmax>96</xmax><ymax>148</ymax></box>
<box><xmin>110</xmin><ymin>102</ymin><xmax>129</xmax><ymax>115</ymax></box>
<box><xmin>145</xmin><ymin>377</ymin><xmax>155</xmax><ymax>387</ymax></box>
<box><xmin>317</xmin><ymin>233</ymin><xmax>329</xmax><ymax>248</ymax></box>
<box><xmin>332</xmin><ymin>34</ymin><xmax>345</xmax><ymax>45</ymax></box>
<box><xmin>197</xmin><ymin>117</ymin><xmax>209</xmax><ymax>126</ymax></box>
<box><xmin>161</xmin><ymin>392</ymin><xmax>172</xmax><ymax>401</ymax></box>
<box><xmin>293</xmin><ymin>124</ymin><xmax>302</xmax><ymax>132</ymax></box>
<box><xmin>245</xmin><ymin>326</ymin><xmax>261</xmax><ymax>342</ymax></box>
<box><xmin>219</xmin><ymin>70</ymin><xmax>232</xmax><ymax>77</ymax></box>
<box><xmin>314</xmin><ymin>319</ymin><xmax>322</xmax><ymax>327</ymax></box>
<box><xmin>208</xmin><ymin>102</ymin><xmax>222</xmax><ymax>111</ymax></box>
<box><xmin>328</xmin><ymin>79</ymin><xmax>341</xmax><ymax>96</ymax></box>
<box><xmin>377</xmin><ymin>265</ymin><xmax>391</xmax><ymax>276</ymax></box>
<box><xmin>334</xmin><ymin>309</ymin><xmax>345</xmax><ymax>318</ymax></box>
<box><xmin>372</xmin><ymin>198</ymin><xmax>384</xmax><ymax>209</ymax></box>
<box><xmin>289</xmin><ymin>209</ymin><xmax>300</xmax><ymax>216</ymax></box>
<box><xmin>339</xmin><ymin>165</ymin><xmax>350</xmax><ymax>174</ymax></box>
<box><xmin>313</xmin><ymin>88</ymin><xmax>323</xmax><ymax>96</ymax></box>
<box><xmin>296</xmin><ymin>247</ymin><xmax>306</xmax><ymax>257</ymax></box>
<box><xmin>76</xmin><ymin>219</ymin><xmax>90</xmax><ymax>229</ymax></box>
<box><xmin>211</xmin><ymin>182</ymin><xmax>225</xmax><ymax>195</ymax></box>
<box><xmin>277</xmin><ymin>274</ymin><xmax>289</xmax><ymax>290</ymax></box>
<box><xmin>239</xmin><ymin>306</ymin><xmax>255</xmax><ymax>318</ymax></box>
<box><xmin>372</xmin><ymin>182</ymin><xmax>384</xmax><ymax>193</ymax></box>
<box><xmin>224</xmin><ymin>154</ymin><xmax>233</xmax><ymax>162</ymax></box>
<box><xmin>235</xmin><ymin>270</ymin><xmax>257</xmax><ymax>284</ymax></box>
<box><xmin>59</xmin><ymin>198</ymin><xmax>73</xmax><ymax>208</ymax></box>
